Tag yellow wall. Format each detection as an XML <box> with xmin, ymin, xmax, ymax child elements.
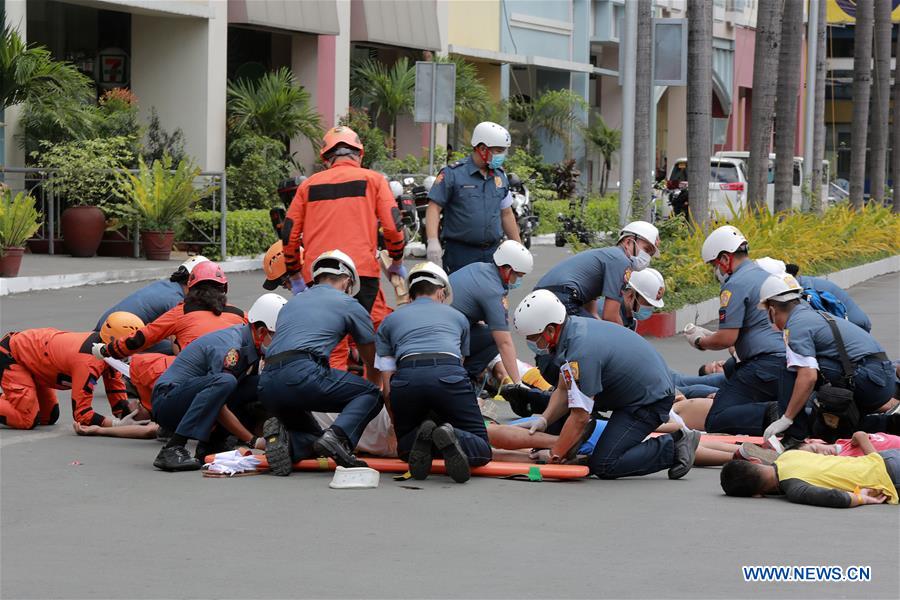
<box><xmin>825</xmin><ymin>100</ymin><xmax>853</xmax><ymax>124</ymax></box>
<box><xmin>475</xmin><ymin>61</ymin><xmax>502</xmax><ymax>100</ymax></box>
<box><xmin>447</xmin><ymin>0</ymin><xmax>499</xmax><ymax>52</ymax></box>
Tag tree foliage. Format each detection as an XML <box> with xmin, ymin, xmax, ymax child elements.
<box><xmin>350</xmin><ymin>57</ymin><xmax>416</xmax><ymax>154</ymax></box>
<box><xmin>507</xmin><ymin>89</ymin><xmax>587</xmax><ymax>156</ymax></box>
<box><xmin>583</xmin><ymin>113</ymin><xmax>621</xmax><ymax>195</ymax></box>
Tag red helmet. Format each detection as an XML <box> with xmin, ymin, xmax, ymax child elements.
<box><xmin>188</xmin><ymin>261</ymin><xmax>227</xmax><ymax>289</ymax></box>
<box><xmin>320</xmin><ymin>126</ymin><xmax>364</xmax><ymax>160</ymax></box>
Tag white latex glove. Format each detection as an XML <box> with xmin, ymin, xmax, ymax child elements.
<box><xmin>91</xmin><ymin>342</ymin><xmax>107</xmax><ymax>360</ymax></box>
<box><xmin>111</xmin><ymin>409</ymin><xmax>151</xmax><ymax>427</ymax></box>
<box><xmin>426</xmin><ymin>238</ymin><xmax>443</xmax><ymax>265</ymax></box>
<box><xmin>514</xmin><ymin>415</ymin><xmax>547</xmax><ymax>434</ymax></box>
<box><xmin>763</xmin><ymin>415</ymin><xmax>793</xmax><ymax>440</ymax></box>
<box><xmin>683</xmin><ymin>324</ymin><xmax>713</xmax><ymax>349</ymax></box>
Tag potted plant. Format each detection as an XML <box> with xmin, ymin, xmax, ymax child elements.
<box><xmin>116</xmin><ymin>155</ymin><xmax>212</xmax><ymax>260</ymax></box>
<box><xmin>34</xmin><ymin>137</ymin><xmax>134</xmax><ymax>257</ymax></box>
<box><xmin>0</xmin><ymin>188</ymin><xmax>43</xmax><ymax>277</ymax></box>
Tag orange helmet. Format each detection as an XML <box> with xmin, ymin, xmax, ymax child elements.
<box><xmin>320</xmin><ymin>126</ymin><xmax>364</xmax><ymax>160</ymax></box>
<box><xmin>100</xmin><ymin>311</ymin><xmax>145</xmax><ymax>344</ymax></box>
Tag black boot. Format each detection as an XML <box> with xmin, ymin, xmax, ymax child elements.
<box><xmin>154</xmin><ymin>445</ymin><xmax>201</xmax><ymax>472</ymax></box>
<box><xmin>408</xmin><ymin>420</ymin><xmax>436</xmax><ymax>480</ymax></box>
<box><xmin>313</xmin><ymin>429</ymin><xmax>368</xmax><ymax>468</ymax></box>
<box><xmin>432</xmin><ymin>424</ymin><xmax>470</xmax><ymax>483</ymax></box>
<box><xmin>264</xmin><ymin>417</ymin><xmax>292</xmax><ymax>476</ymax></box>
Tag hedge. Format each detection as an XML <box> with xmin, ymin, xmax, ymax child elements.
<box><xmin>180</xmin><ymin>209</ymin><xmax>274</xmax><ymax>260</ymax></box>
<box><xmin>532</xmin><ymin>195</ymin><xmax>619</xmax><ymax>235</ymax></box>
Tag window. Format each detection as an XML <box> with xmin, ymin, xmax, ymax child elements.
<box><xmin>710</xmin><ymin>163</ymin><xmax>740</xmax><ymax>183</ymax></box>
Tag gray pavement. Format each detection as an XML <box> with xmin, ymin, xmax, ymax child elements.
<box><xmin>1</xmin><ymin>249</ymin><xmax>899</xmax><ymax>599</ymax></box>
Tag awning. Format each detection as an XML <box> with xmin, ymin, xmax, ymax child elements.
<box><xmin>351</xmin><ymin>0</ymin><xmax>441</xmax><ymax>51</ymax></box>
<box><xmin>228</xmin><ymin>0</ymin><xmax>340</xmax><ymax>36</ymax></box>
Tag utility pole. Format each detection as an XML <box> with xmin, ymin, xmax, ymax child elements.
<box><xmin>619</xmin><ymin>0</ymin><xmax>637</xmax><ymax>226</ymax></box>
<box><xmin>802</xmin><ymin>0</ymin><xmax>819</xmax><ymax>211</ymax></box>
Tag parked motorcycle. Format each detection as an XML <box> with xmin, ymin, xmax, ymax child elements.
<box><xmin>555</xmin><ymin>195</ymin><xmax>596</xmax><ymax>247</ymax></box>
<box><xmin>391</xmin><ymin>177</ymin><xmax>421</xmax><ymax>243</ymax></box>
<box><xmin>269</xmin><ymin>175</ymin><xmax>308</xmax><ymax>237</ymax></box>
<box><xmin>508</xmin><ymin>173</ymin><xmax>539</xmax><ymax>249</ymax></box>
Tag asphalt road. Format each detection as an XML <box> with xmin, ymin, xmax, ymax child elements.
<box><xmin>1</xmin><ymin>248</ymin><xmax>898</xmax><ymax>599</ymax></box>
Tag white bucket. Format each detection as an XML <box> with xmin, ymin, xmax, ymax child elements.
<box><xmin>329</xmin><ymin>466</ymin><xmax>380</xmax><ymax>489</ymax></box>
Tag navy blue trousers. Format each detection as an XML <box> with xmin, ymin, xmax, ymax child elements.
<box><xmin>589</xmin><ymin>397</ymin><xmax>676</xmax><ymax>479</ymax></box>
<box><xmin>258</xmin><ymin>358</ymin><xmax>383</xmax><ymax>461</ymax></box>
<box><xmin>390</xmin><ymin>362</ymin><xmax>491</xmax><ymax>466</ymax></box>
<box><xmin>465</xmin><ymin>323</ymin><xmax>499</xmax><ymax>380</ymax></box>
<box><xmin>443</xmin><ymin>241</ymin><xmax>498</xmax><ymax>275</ymax></box>
<box><xmin>152</xmin><ymin>373</ymin><xmax>258</xmax><ymax>442</ymax></box>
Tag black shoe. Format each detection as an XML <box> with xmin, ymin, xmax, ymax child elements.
<box><xmin>408</xmin><ymin>420</ymin><xmax>436</xmax><ymax>480</ymax></box>
<box><xmin>762</xmin><ymin>402</ymin><xmax>780</xmax><ymax>431</ymax></box>
<box><xmin>668</xmin><ymin>429</ymin><xmax>700</xmax><ymax>480</ymax></box>
<box><xmin>154</xmin><ymin>445</ymin><xmax>201</xmax><ymax>472</ymax></box>
<box><xmin>264</xmin><ymin>417</ymin><xmax>292</xmax><ymax>476</ymax></box>
<box><xmin>432</xmin><ymin>424</ymin><xmax>471</xmax><ymax>483</ymax></box>
<box><xmin>313</xmin><ymin>429</ymin><xmax>368</xmax><ymax>468</ymax></box>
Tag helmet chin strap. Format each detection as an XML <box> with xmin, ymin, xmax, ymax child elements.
<box><xmin>475</xmin><ymin>146</ymin><xmax>493</xmax><ymax>171</ymax></box>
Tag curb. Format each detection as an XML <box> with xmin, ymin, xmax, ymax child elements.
<box><xmin>0</xmin><ymin>255</ymin><xmax>263</xmax><ymax>297</ymax></box>
<box><xmin>642</xmin><ymin>254</ymin><xmax>900</xmax><ymax>337</ymax></box>
<box><xmin>532</xmin><ymin>234</ymin><xmax>557</xmax><ymax>246</ymax></box>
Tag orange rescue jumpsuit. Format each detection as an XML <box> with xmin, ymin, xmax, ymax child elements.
<box><xmin>282</xmin><ymin>161</ymin><xmax>405</xmax><ymax>370</ymax></box>
<box><xmin>0</xmin><ymin>330</ymin><xmax>128</xmax><ymax>428</ymax></box>
<box><xmin>103</xmin><ymin>303</ymin><xmax>247</xmax><ymax>411</ymax></box>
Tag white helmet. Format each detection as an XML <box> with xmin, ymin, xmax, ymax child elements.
<box><xmin>757</xmin><ymin>274</ymin><xmax>803</xmax><ymax>309</ymax></box>
<box><xmin>514</xmin><ymin>290</ymin><xmax>567</xmax><ymax>336</ymax></box>
<box><xmin>471</xmin><ymin>121</ymin><xmax>511</xmax><ymax>149</ymax></box>
<box><xmin>755</xmin><ymin>256</ymin><xmax>786</xmax><ymax>275</ymax></box>
<box><xmin>247</xmin><ymin>293</ymin><xmax>288</xmax><ymax>331</ymax></box>
<box><xmin>423</xmin><ymin>175</ymin><xmax>436</xmax><ymax>191</ymax></box>
<box><xmin>627</xmin><ymin>267</ymin><xmax>665</xmax><ymax>308</ymax></box>
<box><xmin>701</xmin><ymin>225</ymin><xmax>748</xmax><ymax>263</ymax></box>
<box><xmin>388</xmin><ymin>180</ymin><xmax>403</xmax><ymax>199</ymax></box>
<box><xmin>407</xmin><ymin>261</ymin><xmax>452</xmax><ymax>303</ymax></box>
<box><xmin>311</xmin><ymin>249</ymin><xmax>360</xmax><ymax>296</ymax></box>
<box><xmin>618</xmin><ymin>221</ymin><xmax>661</xmax><ymax>257</ymax></box>
<box><xmin>180</xmin><ymin>255</ymin><xmax>209</xmax><ymax>273</ymax></box>
<box><xmin>493</xmin><ymin>240</ymin><xmax>533</xmax><ymax>275</ymax></box>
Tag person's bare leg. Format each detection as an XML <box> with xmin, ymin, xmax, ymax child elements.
<box><xmin>487</xmin><ymin>423</ymin><xmax>558</xmax><ymax>450</ymax></box>
<box><xmin>694</xmin><ymin>444</ymin><xmax>735</xmax><ymax>467</ymax></box>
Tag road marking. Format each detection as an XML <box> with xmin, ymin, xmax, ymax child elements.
<box><xmin>0</xmin><ymin>429</ymin><xmax>70</xmax><ymax>448</ymax></box>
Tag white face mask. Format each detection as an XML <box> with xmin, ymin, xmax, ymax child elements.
<box><xmin>630</xmin><ymin>250</ymin><xmax>652</xmax><ymax>272</ymax></box>
<box><xmin>714</xmin><ymin>265</ymin><xmax>728</xmax><ymax>284</ymax></box>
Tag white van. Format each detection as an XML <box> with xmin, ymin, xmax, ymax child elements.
<box><xmin>714</xmin><ymin>152</ymin><xmax>832</xmax><ymax>210</ymax></box>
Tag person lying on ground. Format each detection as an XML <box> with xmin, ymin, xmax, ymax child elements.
<box><xmin>720</xmin><ymin>431</ymin><xmax>899</xmax><ymax>507</ymax></box>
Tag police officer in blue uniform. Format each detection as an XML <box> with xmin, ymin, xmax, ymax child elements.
<box><xmin>449</xmin><ymin>240</ymin><xmax>533</xmax><ymax>384</ymax></box>
<box><xmin>425</xmin><ymin>121</ymin><xmax>521</xmax><ymax>274</ymax></box>
<box><xmin>94</xmin><ymin>256</ymin><xmax>209</xmax><ymax>354</ymax></box>
<box><xmin>758</xmin><ymin>274</ymin><xmax>897</xmax><ymax>438</ymax></box>
<box><xmin>376</xmin><ymin>262</ymin><xmax>491</xmax><ymax>483</ymax></box>
<box><xmin>788</xmin><ymin>264</ymin><xmax>872</xmax><ymax>332</ymax></box>
<box><xmin>513</xmin><ymin>290</ymin><xmax>700</xmax><ymax>479</ymax></box>
<box><xmin>686</xmin><ymin>226</ymin><xmax>800</xmax><ymax>441</ymax></box>
<box><xmin>535</xmin><ymin>221</ymin><xmax>660</xmax><ymax>323</ymax></box>
<box><xmin>151</xmin><ymin>293</ymin><xmax>286</xmax><ymax>471</ymax></box>
<box><xmin>258</xmin><ymin>250</ymin><xmax>384</xmax><ymax>476</ymax></box>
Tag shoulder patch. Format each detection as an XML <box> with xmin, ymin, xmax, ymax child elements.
<box><xmin>719</xmin><ymin>290</ymin><xmax>732</xmax><ymax>307</ymax></box>
<box><xmin>783</xmin><ymin>328</ymin><xmax>790</xmax><ymax>345</ymax></box>
<box><xmin>494</xmin><ymin>175</ymin><xmax>502</xmax><ymax>188</ymax></box>
<box><xmin>223</xmin><ymin>348</ymin><xmax>240</xmax><ymax>369</ymax></box>
<box><xmin>624</xmin><ymin>268</ymin><xmax>632</xmax><ymax>284</ymax></box>
<box><xmin>434</xmin><ymin>171</ymin><xmax>445</xmax><ymax>184</ymax></box>
<box><xmin>561</xmin><ymin>361</ymin><xmax>579</xmax><ymax>388</ymax></box>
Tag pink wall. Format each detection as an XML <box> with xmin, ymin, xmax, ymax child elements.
<box><xmin>317</xmin><ymin>35</ymin><xmax>337</xmax><ymax>129</ymax></box>
<box><xmin>729</xmin><ymin>26</ymin><xmax>756</xmax><ymax>150</ymax></box>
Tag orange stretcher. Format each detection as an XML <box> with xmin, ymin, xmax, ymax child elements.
<box><xmin>649</xmin><ymin>432</ymin><xmax>766</xmax><ymax>445</ymax></box>
<box><xmin>204</xmin><ymin>454</ymin><xmax>589</xmax><ymax>480</ymax></box>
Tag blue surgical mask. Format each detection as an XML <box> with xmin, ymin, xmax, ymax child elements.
<box><xmin>489</xmin><ymin>152</ymin><xmax>507</xmax><ymax>169</ymax></box>
<box><xmin>527</xmin><ymin>340</ymin><xmax>549</xmax><ymax>356</ymax></box>
<box><xmin>508</xmin><ymin>279</ymin><xmax>521</xmax><ymax>290</ymax></box>
<box><xmin>634</xmin><ymin>305</ymin><xmax>653</xmax><ymax>321</ymax></box>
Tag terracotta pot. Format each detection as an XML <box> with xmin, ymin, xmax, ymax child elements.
<box><xmin>61</xmin><ymin>206</ymin><xmax>106</xmax><ymax>257</ymax></box>
<box><xmin>0</xmin><ymin>247</ymin><xmax>25</xmax><ymax>277</ymax></box>
<box><xmin>141</xmin><ymin>230</ymin><xmax>175</xmax><ymax>260</ymax></box>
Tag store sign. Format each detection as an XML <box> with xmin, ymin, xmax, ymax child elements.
<box><xmin>98</xmin><ymin>48</ymin><xmax>129</xmax><ymax>86</ymax></box>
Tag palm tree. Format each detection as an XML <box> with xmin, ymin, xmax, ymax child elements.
<box><xmin>508</xmin><ymin>88</ymin><xmax>587</xmax><ymax>156</ymax></box>
<box><xmin>868</xmin><ymin>0</ymin><xmax>892</xmax><ymax>206</ymax></box>
<box><xmin>773</xmin><ymin>0</ymin><xmax>802</xmax><ymax>213</ymax></box>
<box><xmin>436</xmin><ymin>55</ymin><xmax>492</xmax><ymax>145</ymax></box>
<box><xmin>849</xmin><ymin>1</ymin><xmax>874</xmax><ymax>209</ymax></box>
<box><xmin>810</xmin><ymin>0</ymin><xmax>827</xmax><ymax>214</ymax></box>
<box><xmin>583</xmin><ymin>113</ymin><xmax>621</xmax><ymax>195</ymax></box>
<box><xmin>350</xmin><ymin>57</ymin><xmax>416</xmax><ymax>156</ymax></box>
<box><xmin>686</xmin><ymin>0</ymin><xmax>712</xmax><ymax>224</ymax></box>
<box><xmin>633</xmin><ymin>0</ymin><xmax>653</xmax><ymax>219</ymax></box>
<box><xmin>226</xmin><ymin>67</ymin><xmax>323</xmax><ymax>150</ymax></box>
<box><xmin>746</xmin><ymin>0</ymin><xmax>781</xmax><ymax>212</ymax></box>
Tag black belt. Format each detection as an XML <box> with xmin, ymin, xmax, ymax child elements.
<box><xmin>265</xmin><ymin>349</ymin><xmax>326</xmax><ymax>369</ymax></box>
<box><xmin>445</xmin><ymin>238</ymin><xmax>498</xmax><ymax>250</ymax></box>
<box><xmin>538</xmin><ymin>285</ymin><xmax>583</xmax><ymax>301</ymax></box>
<box><xmin>398</xmin><ymin>353</ymin><xmax>462</xmax><ymax>368</ymax></box>
<box><xmin>862</xmin><ymin>352</ymin><xmax>889</xmax><ymax>363</ymax></box>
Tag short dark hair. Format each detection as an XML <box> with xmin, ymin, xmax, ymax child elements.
<box><xmin>785</xmin><ymin>263</ymin><xmax>800</xmax><ymax>277</ymax></box>
<box><xmin>720</xmin><ymin>460</ymin><xmax>767</xmax><ymax>497</ymax></box>
<box><xmin>409</xmin><ymin>280</ymin><xmax>442</xmax><ymax>300</ymax></box>
<box><xmin>169</xmin><ymin>266</ymin><xmax>190</xmax><ymax>285</ymax></box>
<box><xmin>698</xmin><ymin>364</ymin><xmax>707</xmax><ymax>377</ymax></box>
<box><xmin>770</xmin><ymin>298</ymin><xmax>800</xmax><ymax>312</ymax></box>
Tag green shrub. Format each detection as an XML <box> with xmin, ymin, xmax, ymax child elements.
<box><xmin>225</xmin><ymin>133</ymin><xmax>292</xmax><ymax>210</ymax></box>
<box><xmin>533</xmin><ymin>195</ymin><xmax>618</xmax><ymax>235</ymax></box>
<box><xmin>180</xmin><ymin>209</ymin><xmax>274</xmax><ymax>260</ymax></box>
<box><xmin>338</xmin><ymin>108</ymin><xmax>389</xmax><ymax>169</ymax></box>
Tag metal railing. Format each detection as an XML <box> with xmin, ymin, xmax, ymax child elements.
<box><xmin>0</xmin><ymin>167</ymin><xmax>228</xmax><ymax>259</ymax></box>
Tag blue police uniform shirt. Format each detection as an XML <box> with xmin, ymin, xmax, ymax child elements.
<box><xmin>267</xmin><ymin>284</ymin><xmax>375</xmax><ymax>358</ymax></box>
<box><xmin>718</xmin><ymin>260</ymin><xmax>785</xmax><ymax>360</ymax></box>
<box><xmin>427</xmin><ymin>156</ymin><xmax>512</xmax><ymax>245</ymax></box>
<box><xmin>798</xmin><ymin>274</ymin><xmax>872</xmax><ymax>332</ymax></box>
<box><xmin>95</xmin><ymin>279</ymin><xmax>184</xmax><ymax>330</ymax></box>
<box><xmin>449</xmin><ymin>262</ymin><xmax>510</xmax><ymax>331</ymax></box>
<box><xmin>554</xmin><ymin>317</ymin><xmax>675</xmax><ymax>415</ymax></box>
<box><xmin>535</xmin><ymin>247</ymin><xmax>632</xmax><ymax>305</ymax></box>
<box><xmin>375</xmin><ymin>297</ymin><xmax>470</xmax><ymax>362</ymax></box>
<box><xmin>782</xmin><ymin>303</ymin><xmax>885</xmax><ymax>369</ymax></box>
<box><xmin>155</xmin><ymin>324</ymin><xmax>258</xmax><ymax>389</ymax></box>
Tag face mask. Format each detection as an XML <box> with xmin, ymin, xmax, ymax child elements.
<box><xmin>489</xmin><ymin>152</ymin><xmax>507</xmax><ymax>169</ymax></box>
<box><xmin>714</xmin><ymin>265</ymin><xmax>728</xmax><ymax>284</ymax></box>
<box><xmin>767</xmin><ymin>307</ymin><xmax>781</xmax><ymax>332</ymax></box>
<box><xmin>508</xmin><ymin>279</ymin><xmax>521</xmax><ymax>290</ymax></box>
<box><xmin>634</xmin><ymin>305</ymin><xmax>653</xmax><ymax>321</ymax></box>
<box><xmin>527</xmin><ymin>339</ymin><xmax>549</xmax><ymax>356</ymax></box>
<box><xmin>630</xmin><ymin>250</ymin><xmax>652</xmax><ymax>272</ymax></box>
<box><xmin>259</xmin><ymin>344</ymin><xmax>269</xmax><ymax>356</ymax></box>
